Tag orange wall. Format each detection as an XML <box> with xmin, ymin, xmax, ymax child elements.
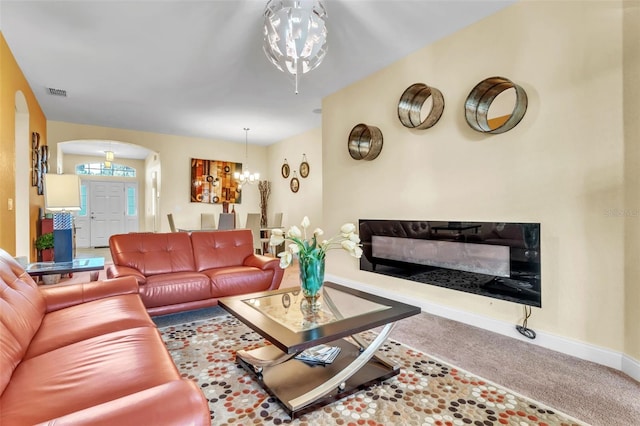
<box><xmin>0</xmin><ymin>32</ymin><xmax>47</xmax><ymax>257</ymax></box>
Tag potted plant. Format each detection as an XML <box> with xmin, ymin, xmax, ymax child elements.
<box><xmin>35</xmin><ymin>232</ymin><xmax>54</xmax><ymax>262</ymax></box>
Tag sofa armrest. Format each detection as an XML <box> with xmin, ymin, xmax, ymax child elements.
<box><xmin>244</xmin><ymin>253</ymin><xmax>279</xmax><ymax>270</ymax></box>
<box><xmin>244</xmin><ymin>254</ymin><xmax>284</xmax><ymax>290</ymax></box>
<box><xmin>39</xmin><ymin>276</ymin><xmax>139</xmax><ymax>313</ymax></box>
<box><xmin>106</xmin><ymin>264</ymin><xmax>147</xmax><ymax>284</ymax></box>
<box><xmin>34</xmin><ymin>380</ymin><xmax>209</xmax><ymax>426</ymax></box>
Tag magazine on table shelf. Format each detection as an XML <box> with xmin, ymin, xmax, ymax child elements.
<box><xmin>295</xmin><ymin>344</ymin><xmax>341</xmax><ymax>365</ymax></box>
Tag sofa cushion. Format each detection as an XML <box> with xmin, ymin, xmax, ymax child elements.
<box><xmin>109</xmin><ymin>232</ymin><xmax>196</xmax><ymax>276</ymax></box>
<box><xmin>24</xmin><ymin>294</ymin><xmax>155</xmax><ymax>359</ymax></box>
<box><xmin>33</xmin><ymin>380</ymin><xmax>210</xmax><ymax>426</ymax></box>
<box><xmin>191</xmin><ymin>229</ymin><xmax>254</xmax><ymax>271</ymax></box>
<box><xmin>204</xmin><ymin>266</ymin><xmax>275</xmax><ymax>297</ymax></box>
<box><xmin>39</xmin><ymin>276</ymin><xmax>139</xmax><ymax>312</ymax></box>
<box><xmin>0</xmin><ymin>327</ymin><xmax>181</xmax><ymax>425</ymax></box>
<box><xmin>0</xmin><ymin>250</ymin><xmax>46</xmax><ymax>395</ymax></box>
<box><xmin>140</xmin><ymin>272</ymin><xmax>211</xmax><ymax>308</ymax></box>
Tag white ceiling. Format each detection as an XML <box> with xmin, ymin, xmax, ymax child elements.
<box><xmin>1</xmin><ymin>0</ymin><xmax>514</xmax><ymax>159</ymax></box>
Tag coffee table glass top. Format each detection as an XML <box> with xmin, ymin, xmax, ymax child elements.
<box><xmin>219</xmin><ymin>282</ymin><xmax>421</xmax><ymax>355</ymax></box>
<box><xmin>243</xmin><ymin>285</ymin><xmax>391</xmax><ymax>332</ymax></box>
<box><xmin>25</xmin><ymin>257</ymin><xmax>105</xmax><ymax>276</ymax></box>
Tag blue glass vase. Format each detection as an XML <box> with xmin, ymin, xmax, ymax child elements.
<box><xmin>298</xmin><ymin>254</ymin><xmax>325</xmax><ymax>311</ymax></box>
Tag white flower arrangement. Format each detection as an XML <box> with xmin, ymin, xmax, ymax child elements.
<box><xmin>269</xmin><ymin>216</ymin><xmax>363</xmax><ymax>269</ymax></box>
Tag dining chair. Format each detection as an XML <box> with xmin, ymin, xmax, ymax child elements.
<box><xmin>201</xmin><ymin>213</ymin><xmax>216</xmax><ymax>230</ymax></box>
<box><xmin>167</xmin><ymin>213</ymin><xmax>177</xmax><ymax>232</ymax></box>
<box><xmin>245</xmin><ymin>213</ymin><xmax>264</xmax><ymax>254</ymax></box>
<box><xmin>218</xmin><ymin>213</ymin><xmax>235</xmax><ymax>231</ymax></box>
<box><xmin>272</xmin><ymin>212</ymin><xmax>283</xmax><ymax>228</ymax></box>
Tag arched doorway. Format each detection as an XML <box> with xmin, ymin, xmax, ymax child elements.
<box><xmin>57</xmin><ymin>140</ymin><xmax>159</xmax><ymax>247</ymax></box>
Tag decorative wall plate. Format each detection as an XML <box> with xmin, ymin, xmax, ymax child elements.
<box><xmin>398</xmin><ymin>83</ymin><xmax>445</xmax><ymax>129</ymax></box>
<box><xmin>290</xmin><ymin>171</ymin><xmax>300</xmax><ymax>193</ymax></box>
<box><xmin>465</xmin><ymin>76</ymin><xmax>528</xmax><ymax>134</ymax></box>
<box><xmin>281</xmin><ymin>159</ymin><xmax>290</xmax><ymax>178</ymax></box>
<box><xmin>299</xmin><ymin>154</ymin><xmax>309</xmax><ymax>178</ymax></box>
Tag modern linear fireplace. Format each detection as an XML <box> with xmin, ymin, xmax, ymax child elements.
<box><xmin>359</xmin><ymin>220</ymin><xmax>541</xmax><ymax>307</ymax></box>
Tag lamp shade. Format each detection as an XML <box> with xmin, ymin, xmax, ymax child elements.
<box><xmin>44</xmin><ymin>174</ymin><xmax>81</xmax><ymax>211</ymax></box>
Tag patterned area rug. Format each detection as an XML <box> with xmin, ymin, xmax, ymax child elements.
<box><xmin>159</xmin><ymin>315</ymin><xmax>588</xmax><ymax>426</ymax></box>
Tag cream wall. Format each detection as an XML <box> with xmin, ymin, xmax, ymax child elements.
<box><xmin>45</xmin><ymin>120</ymin><xmax>323</xmax><ymax>237</ymax></box>
<box><xmin>47</xmin><ymin>121</ymin><xmax>268</xmax><ymax>232</ymax></box>
<box><xmin>267</xmin><ymin>127</ymin><xmax>323</xmax><ymax>229</ymax></box>
<box><xmin>623</xmin><ymin>2</ymin><xmax>640</xmax><ymax>362</ymax></box>
<box><xmin>323</xmin><ymin>0</ymin><xmax>635</xmax><ymax>363</ymax></box>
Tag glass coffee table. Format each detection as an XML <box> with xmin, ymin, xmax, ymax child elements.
<box><xmin>218</xmin><ymin>282</ymin><xmax>420</xmax><ymax>418</ymax></box>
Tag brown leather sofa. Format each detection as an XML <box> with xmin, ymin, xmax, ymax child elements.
<box><xmin>107</xmin><ymin>229</ymin><xmax>284</xmax><ymax>316</ymax></box>
<box><xmin>0</xmin><ymin>248</ymin><xmax>209</xmax><ymax>425</ymax></box>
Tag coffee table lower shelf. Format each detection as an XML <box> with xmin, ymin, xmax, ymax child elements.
<box><xmin>236</xmin><ymin>337</ymin><xmax>399</xmax><ymax>419</ymax></box>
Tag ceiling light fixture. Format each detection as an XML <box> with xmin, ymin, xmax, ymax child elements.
<box><xmin>104</xmin><ymin>150</ymin><xmax>114</xmax><ymax>168</ymax></box>
<box><xmin>263</xmin><ymin>0</ymin><xmax>328</xmax><ymax>94</ymax></box>
<box><xmin>234</xmin><ymin>128</ymin><xmax>259</xmax><ymax>188</ymax></box>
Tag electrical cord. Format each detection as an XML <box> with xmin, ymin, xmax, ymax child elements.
<box><xmin>516</xmin><ymin>305</ymin><xmax>536</xmax><ymax>339</ymax></box>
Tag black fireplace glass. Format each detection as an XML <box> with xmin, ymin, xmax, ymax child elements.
<box><xmin>359</xmin><ymin>220</ymin><xmax>541</xmax><ymax>307</ymax></box>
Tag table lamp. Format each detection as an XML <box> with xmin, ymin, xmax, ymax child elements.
<box><xmin>44</xmin><ymin>174</ymin><xmax>81</xmax><ymax>262</ymax></box>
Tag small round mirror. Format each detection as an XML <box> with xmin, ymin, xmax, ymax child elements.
<box><xmin>348</xmin><ymin>123</ymin><xmax>383</xmax><ymax>161</ymax></box>
<box><xmin>398</xmin><ymin>83</ymin><xmax>445</xmax><ymax>129</ymax></box>
<box><xmin>465</xmin><ymin>76</ymin><xmax>527</xmax><ymax>134</ymax></box>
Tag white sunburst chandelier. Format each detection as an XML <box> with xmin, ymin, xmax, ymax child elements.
<box><xmin>263</xmin><ymin>0</ymin><xmax>328</xmax><ymax>94</ymax></box>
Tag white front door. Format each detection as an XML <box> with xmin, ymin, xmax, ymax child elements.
<box><xmin>90</xmin><ymin>181</ymin><xmax>125</xmax><ymax>247</ymax></box>
<box><xmin>74</xmin><ymin>179</ymin><xmax>139</xmax><ymax>248</ymax></box>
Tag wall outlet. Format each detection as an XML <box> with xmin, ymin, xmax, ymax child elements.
<box><xmin>7</xmin><ymin>198</ymin><xmax>13</xmax><ymax>211</ymax></box>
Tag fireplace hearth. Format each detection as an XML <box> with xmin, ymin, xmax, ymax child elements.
<box><xmin>359</xmin><ymin>220</ymin><xmax>541</xmax><ymax>307</ymax></box>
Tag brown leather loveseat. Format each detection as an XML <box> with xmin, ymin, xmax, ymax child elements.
<box><xmin>0</xmin><ymin>248</ymin><xmax>209</xmax><ymax>425</ymax></box>
<box><xmin>107</xmin><ymin>229</ymin><xmax>284</xmax><ymax>316</ymax></box>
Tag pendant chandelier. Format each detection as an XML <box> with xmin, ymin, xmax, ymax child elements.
<box><xmin>104</xmin><ymin>150</ymin><xmax>114</xmax><ymax>168</ymax></box>
<box><xmin>234</xmin><ymin>128</ymin><xmax>260</xmax><ymax>187</ymax></box>
<box><xmin>263</xmin><ymin>0</ymin><xmax>328</xmax><ymax>94</ymax></box>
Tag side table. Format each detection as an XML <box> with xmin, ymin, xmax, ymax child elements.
<box><xmin>25</xmin><ymin>257</ymin><xmax>105</xmax><ymax>283</ymax></box>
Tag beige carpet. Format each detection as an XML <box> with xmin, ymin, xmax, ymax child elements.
<box><xmin>160</xmin><ymin>314</ymin><xmax>588</xmax><ymax>425</ymax></box>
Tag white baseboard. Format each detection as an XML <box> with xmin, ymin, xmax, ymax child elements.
<box><xmin>622</xmin><ymin>354</ymin><xmax>640</xmax><ymax>382</ymax></box>
<box><xmin>326</xmin><ymin>273</ymin><xmax>640</xmax><ymax>383</ymax></box>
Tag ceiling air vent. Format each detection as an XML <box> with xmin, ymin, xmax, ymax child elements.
<box><xmin>46</xmin><ymin>87</ymin><xmax>67</xmax><ymax>97</ymax></box>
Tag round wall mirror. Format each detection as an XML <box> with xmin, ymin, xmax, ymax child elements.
<box><xmin>398</xmin><ymin>83</ymin><xmax>445</xmax><ymax>129</ymax></box>
<box><xmin>348</xmin><ymin>123</ymin><xmax>383</xmax><ymax>161</ymax></box>
<box><xmin>465</xmin><ymin>76</ymin><xmax>527</xmax><ymax>134</ymax></box>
